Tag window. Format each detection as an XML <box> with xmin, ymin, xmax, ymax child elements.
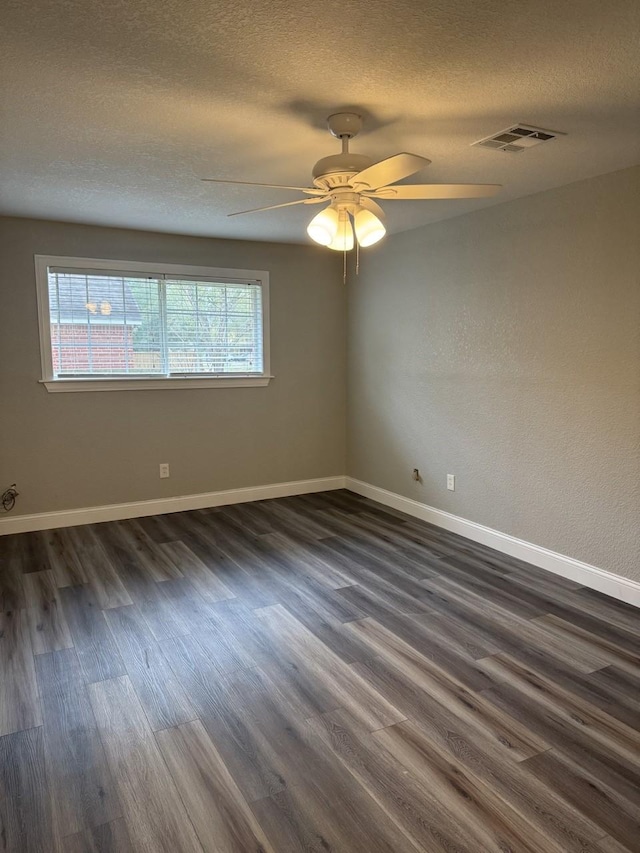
<box><xmin>35</xmin><ymin>256</ymin><xmax>270</xmax><ymax>391</ymax></box>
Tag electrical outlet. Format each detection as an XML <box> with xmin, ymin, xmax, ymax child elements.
<box><xmin>447</xmin><ymin>474</ymin><xmax>455</xmax><ymax>491</ymax></box>
<box><xmin>159</xmin><ymin>463</ymin><xmax>170</xmax><ymax>479</ymax></box>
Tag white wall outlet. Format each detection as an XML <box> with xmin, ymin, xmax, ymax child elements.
<box><xmin>159</xmin><ymin>463</ymin><xmax>170</xmax><ymax>479</ymax></box>
<box><xmin>447</xmin><ymin>474</ymin><xmax>455</xmax><ymax>491</ymax></box>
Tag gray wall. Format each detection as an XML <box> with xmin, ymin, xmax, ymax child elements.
<box><xmin>0</xmin><ymin>218</ymin><xmax>346</xmax><ymax>515</ymax></box>
<box><xmin>348</xmin><ymin>166</ymin><xmax>640</xmax><ymax>581</ymax></box>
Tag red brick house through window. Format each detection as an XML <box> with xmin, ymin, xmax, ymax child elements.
<box><xmin>49</xmin><ymin>277</ymin><xmax>143</xmax><ymax>374</ymax></box>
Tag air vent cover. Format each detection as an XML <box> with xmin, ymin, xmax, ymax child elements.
<box><xmin>472</xmin><ymin>124</ymin><xmax>565</xmax><ymax>153</ymax></box>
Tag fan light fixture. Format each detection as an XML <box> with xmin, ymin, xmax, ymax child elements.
<box><xmin>306</xmin><ymin>206</ymin><xmax>339</xmax><ymax>246</ymax></box>
<box><xmin>307</xmin><ymin>204</ymin><xmax>384</xmax><ymax>250</ymax></box>
<box><xmin>354</xmin><ymin>208</ymin><xmax>386</xmax><ymax>247</ymax></box>
<box><xmin>326</xmin><ymin>209</ymin><xmax>354</xmax><ymax>252</ymax></box>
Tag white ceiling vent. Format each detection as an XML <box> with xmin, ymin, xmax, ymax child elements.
<box><xmin>473</xmin><ymin>124</ymin><xmax>565</xmax><ymax>153</ymax></box>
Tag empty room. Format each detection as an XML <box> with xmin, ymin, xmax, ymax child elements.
<box><xmin>0</xmin><ymin>0</ymin><xmax>639</xmax><ymax>850</ymax></box>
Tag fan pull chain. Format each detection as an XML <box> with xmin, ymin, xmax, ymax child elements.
<box><xmin>356</xmin><ymin>240</ymin><xmax>360</xmax><ymax>276</ymax></box>
<box><xmin>343</xmin><ymin>249</ymin><xmax>347</xmax><ymax>284</ymax></box>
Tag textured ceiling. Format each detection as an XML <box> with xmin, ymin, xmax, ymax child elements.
<box><xmin>1</xmin><ymin>0</ymin><xmax>639</xmax><ymax>243</ymax></box>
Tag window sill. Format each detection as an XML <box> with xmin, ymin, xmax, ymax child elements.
<box><xmin>40</xmin><ymin>375</ymin><xmax>274</xmax><ymax>393</ymax></box>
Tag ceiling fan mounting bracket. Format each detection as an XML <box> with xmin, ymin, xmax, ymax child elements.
<box><xmin>327</xmin><ymin>112</ymin><xmax>363</xmax><ymax>139</ymax></box>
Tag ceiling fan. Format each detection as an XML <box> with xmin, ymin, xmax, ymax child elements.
<box><xmin>202</xmin><ymin>112</ymin><xmax>501</xmax><ymax>251</ymax></box>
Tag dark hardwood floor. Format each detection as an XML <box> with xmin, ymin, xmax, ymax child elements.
<box><xmin>0</xmin><ymin>489</ymin><xmax>638</xmax><ymax>852</ymax></box>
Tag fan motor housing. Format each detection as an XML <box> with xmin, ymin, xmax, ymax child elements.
<box><xmin>312</xmin><ymin>153</ymin><xmax>374</xmax><ymax>188</ymax></box>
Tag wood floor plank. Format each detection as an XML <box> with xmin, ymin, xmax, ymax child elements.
<box><xmin>422</xmin><ymin>576</ymin><xmax>614</xmax><ymax>673</ymax></box>
<box><xmin>429</xmin><ymin>555</ymin><xmax>550</xmax><ymax>619</ymax></box>
<box><xmin>178</xmin><ymin>518</ymin><xmax>282</xmax><ymax>609</ymax></box>
<box><xmin>297</xmin><ymin>488</ymin><xmax>372</xmax><ymax>515</ymax></box>
<box><xmin>65</xmin><ymin>818</ymin><xmax>135</xmax><ymax>853</ymax></box>
<box><xmin>251</xmin><ymin>499</ymin><xmax>333</xmax><ymax>542</ymax></box>
<box><xmin>499</xmin><ymin>568</ymin><xmax>640</xmax><ymax>641</ymax></box>
<box><xmin>105</xmin><ymin>604</ymin><xmax>196</xmax><ymax>730</ymax></box>
<box><xmin>596</xmin><ymin>836</ymin><xmax>638</xmax><ymax>853</ymax></box>
<box><xmin>112</xmin><ymin>519</ymin><xmax>183</xmax><ymax>581</ymax></box>
<box><xmin>573</xmin><ymin>587</ymin><xmax>640</xmax><ymax>637</ymax></box>
<box><xmin>588</xmin><ymin>666</ymin><xmax>640</xmax><ymax>721</ymax></box>
<box><xmin>67</xmin><ymin>529</ymin><xmax>133</xmax><ymax>610</ymax></box>
<box><xmin>478</xmin><ymin>652</ymin><xmax>640</xmax><ymax>762</ymax></box>
<box><xmin>0</xmin><ymin>726</ymin><xmax>58</xmax><ymax>853</ymax></box>
<box><xmin>157</xmin><ymin>575</ymin><xmax>223</xmax><ymax>633</ymax></box>
<box><xmin>160</xmin><ymin>649</ymin><xmax>289</xmax><ymax>803</ymax></box>
<box><xmin>533</xmin><ymin>613</ymin><xmax>640</xmax><ymax>674</ymax></box>
<box><xmin>248</xmin><ymin>695</ymin><xmax>429</xmax><ymax>853</ymax></box>
<box><xmin>197</xmin><ymin>598</ymin><xmax>276</xmax><ymax>669</ymax></box>
<box><xmin>345</xmin><ymin>617</ymin><xmax>548</xmax><ymax>760</ymax></box>
<box><xmin>481</xmin><ymin>682</ymin><xmax>640</xmax><ymax>803</ymax></box>
<box><xmin>259</xmin><ymin>544</ymin><xmax>367</xmax><ymax>624</ymax></box>
<box><xmin>317</xmin><ymin>533</ymin><xmax>437</xmax><ymax>605</ymax></box>
<box><xmin>15</xmin><ymin>531</ymin><xmax>52</xmax><ymax>574</ymax></box>
<box><xmin>88</xmin><ymin>675</ymin><xmax>204</xmax><ymax>853</ymax></box>
<box><xmin>352</xmin><ymin>656</ymin><xmax>605</xmax><ymax>852</ymax></box>
<box><xmin>0</xmin><ymin>557</ymin><xmax>25</xmax><ymax>614</ymax></box>
<box><xmin>480</xmin><ymin>645</ymin><xmax>640</xmax><ymax>730</ymax></box>
<box><xmin>522</xmin><ymin>748</ymin><xmax>640</xmax><ymax>851</ymax></box>
<box><xmin>362</xmin><ymin>607</ymin><xmax>497</xmax><ymax>692</ymax></box>
<box><xmin>35</xmin><ymin>648</ymin><xmax>121</xmax><ymax>836</ymax></box>
<box><xmin>219</xmin><ymin>502</ymin><xmax>276</xmax><ymax>536</ymax></box>
<box><xmin>59</xmin><ymin>585</ymin><xmax>126</xmax><ymax>684</ymax></box>
<box><xmin>373</xmin><ymin>718</ymin><xmax>570</xmax><ymax>853</ymax></box>
<box><xmin>156</xmin><ymin>718</ymin><xmax>275</xmax><ymax>853</ymax></box>
<box><xmin>249</xmin><ymin>791</ymin><xmax>327</xmax><ymax>852</ymax></box>
<box><xmin>212</xmin><ymin>664</ymin><xmax>343</xmax><ymax>791</ymax></box>
<box><xmin>251</xmin><ymin>764</ymin><xmax>424</xmax><ymax>853</ymax></box>
<box><xmin>261</xmin><ymin>531</ymin><xmax>359</xmax><ymax>589</ymax></box>
<box><xmin>411</xmin><ymin>609</ymin><xmax>503</xmax><ymax>660</ymax></box>
<box><xmin>0</xmin><ymin>609</ymin><xmax>42</xmax><ymax>736</ymax></box>
<box><xmin>336</xmin><ymin>582</ymin><xmax>429</xmax><ymax>624</ymax></box>
<box><xmin>306</xmin><ymin>707</ymin><xmax>535</xmax><ymax>853</ymax></box>
<box><xmin>39</xmin><ymin>528</ymin><xmax>87</xmax><ymax>587</ymax></box>
<box><xmin>98</xmin><ymin>531</ymin><xmax>186</xmax><ymax>639</ymax></box>
<box><xmin>255</xmin><ymin>604</ymin><xmax>406</xmax><ymax>731</ymax></box>
<box><xmin>23</xmin><ymin>570</ymin><xmax>73</xmax><ymax>654</ymax></box>
<box><xmin>135</xmin><ymin>513</ymin><xmax>179</xmax><ymax>544</ymax></box>
<box><xmin>160</xmin><ymin>541</ymin><xmax>236</xmax><ymax>603</ymax></box>
<box><xmin>318</xmin><ymin>508</ymin><xmax>444</xmax><ymax>580</ymax></box>
<box><xmin>270</xmin><ymin>591</ymin><xmax>374</xmax><ymax>664</ymax></box>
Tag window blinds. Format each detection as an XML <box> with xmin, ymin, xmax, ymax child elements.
<box><xmin>47</xmin><ymin>269</ymin><xmax>264</xmax><ymax>377</ymax></box>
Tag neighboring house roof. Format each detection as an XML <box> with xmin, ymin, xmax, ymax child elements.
<box><xmin>51</xmin><ymin>277</ymin><xmax>143</xmax><ymax>325</ymax></box>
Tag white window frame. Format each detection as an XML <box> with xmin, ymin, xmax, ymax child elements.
<box><xmin>35</xmin><ymin>255</ymin><xmax>272</xmax><ymax>392</ymax></box>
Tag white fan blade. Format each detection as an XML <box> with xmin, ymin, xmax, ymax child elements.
<box><xmin>351</xmin><ymin>153</ymin><xmax>431</xmax><ymax>190</ymax></box>
<box><xmin>228</xmin><ymin>197</ymin><xmax>327</xmax><ymax>217</ymax></box>
<box><xmin>202</xmin><ymin>178</ymin><xmax>326</xmax><ymax>196</ymax></box>
<box><xmin>359</xmin><ymin>197</ymin><xmax>386</xmax><ymax>219</ymax></box>
<box><xmin>368</xmin><ymin>183</ymin><xmax>501</xmax><ymax>200</ymax></box>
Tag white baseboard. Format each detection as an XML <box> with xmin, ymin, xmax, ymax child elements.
<box><xmin>346</xmin><ymin>477</ymin><xmax>640</xmax><ymax>608</ymax></box>
<box><xmin>0</xmin><ymin>475</ymin><xmax>347</xmax><ymax>536</ymax></box>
